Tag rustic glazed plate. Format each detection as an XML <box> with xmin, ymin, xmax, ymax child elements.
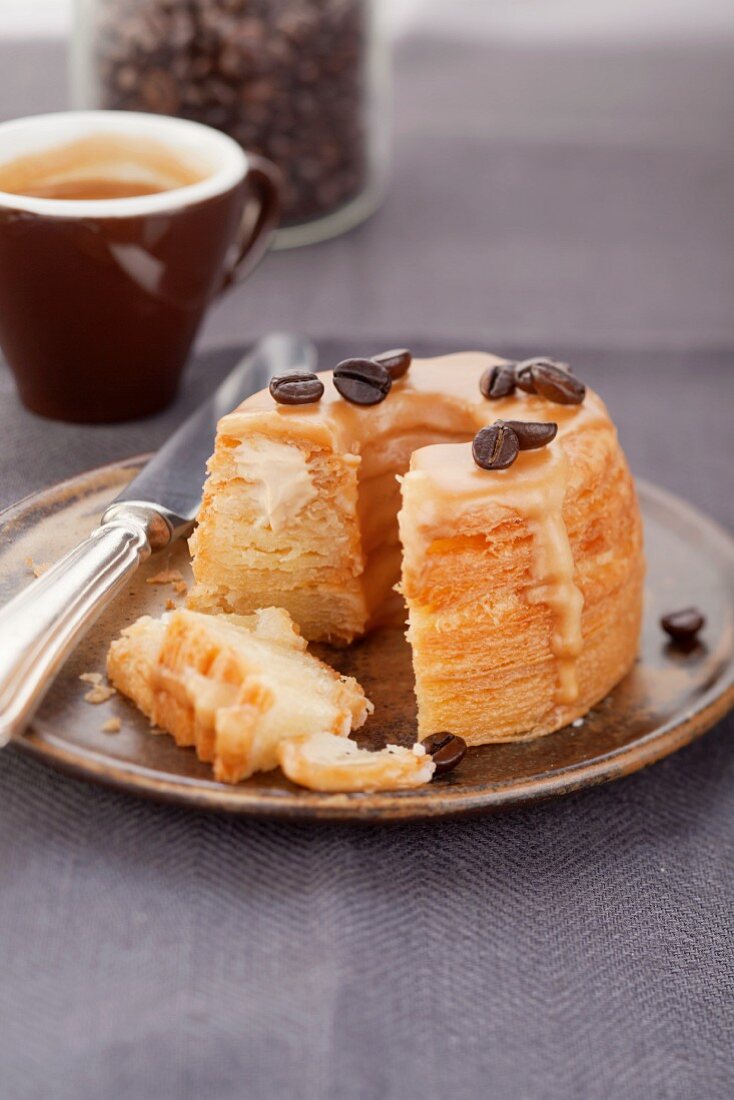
<box><xmin>1</xmin><ymin>457</ymin><xmax>732</xmax><ymax>821</ymax></box>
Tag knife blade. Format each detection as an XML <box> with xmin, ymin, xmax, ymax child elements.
<box><xmin>0</xmin><ymin>332</ymin><xmax>317</xmax><ymax>745</ymax></box>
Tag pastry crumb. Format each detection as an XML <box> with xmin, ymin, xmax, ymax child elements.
<box><xmin>25</xmin><ymin>557</ymin><xmax>50</xmax><ymax>578</ymax></box>
<box><xmin>146</xmin><ymin>568</ymin><xmax>185</xmax><ymax>587</ymax></box>
<box><xmin>84</xmin><ymin>684</ymin><xmax>117</xmax><ymax>704</ymax></box>
<box><xmin>80</xmin><ymin>673</ymin><xmax>116</xmax><ymax>704</ymax></box>
<box><xmin>102</xmin><ymin>717</ymin><xmax>122</xmax><ymax>733</ymax></box>
<box><xmin>79</xmin><ymin>671</ymin><xmax>103</xmax><ymax>685</ymax></box>
<box><xmin>172</xmin><ymin>579</ymin><xmax>188</xmax><ymax>595</ymax></box>
<box><xmin>165</xmin><ymin>598</ymin><xmax>177</xmax><ymax>611</ymax></box>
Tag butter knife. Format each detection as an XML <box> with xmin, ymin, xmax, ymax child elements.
<box><xmin>0</xmin><ymin>332</ymin><xmax>316</xmax><ymax>746</ymax></box>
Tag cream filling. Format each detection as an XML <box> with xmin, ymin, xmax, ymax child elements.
<box><xmin>234</xmin><ymin>437</ymin><xmax>317</xmax><ymax>534</ymax></box>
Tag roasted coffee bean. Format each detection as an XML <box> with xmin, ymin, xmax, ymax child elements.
<box><xmin>514</xmin><ymin>357</ymin><xmax>573</xmax><ymax>396</ymax></box>
<box><xmin>514</xmin><ymin>361</ymin><xmax>539</xmax><ymax>393</ymax></box>
<box><xmin>373</xmin><ymin>348</ymin><xmax>412</xmax><ymax>380</ymax></box>
<box><xmin>269</xmin><ymin>372</ymin><xmax>324</xmax><ymax>405</ymax></box>
<box><xmin>532</xmin><ymin>361</ymin><xmax>586</xmax><ymax>405</ymax></box>
<box><xmin>500</xmin><ymin>420</ymin><xmax>558</xmax><ymax>450</ymax></box>
<box><xmin>472</xmin><ymin>422</ymin><xmax>520</xmax><ymax>470</ymax></box>
<box><xmin>480</xmin><ymin>364</ymin><xmax>516</xmax><ymax>399</ymax></box>
<box><xmin>421</xmin><ymin>732</ymin><xmax>467</xmax><ymax>776</ymax></box>
<box><xmin>660</xmin><ymin>607</ymin><xmax>705</xmax><ymax>644</ymax></box>
<box><xmin>88</xmin><ymin>0</ymin><xmax>369</xmax><ymax>228</ymax></box>
<box><xmin>333</xmin><ymin>358</ymin><xmax>392</xmax><ymax>406</ymax></box>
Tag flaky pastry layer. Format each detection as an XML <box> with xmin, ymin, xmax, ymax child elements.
<box><xmin>277</xmin><ymin>732</ymin><xmax>435</xmax><ymax>792</ymax></box>
<box><xmin>107</xmin><ymin>607</ymin><xmax>371</xmax><ymax>783</ymax></box>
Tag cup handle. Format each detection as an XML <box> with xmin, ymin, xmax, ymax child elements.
<box><xmin>220</xmin><ymin>155</ymin><xmax>282</xmax><ymax>293</ymax></box>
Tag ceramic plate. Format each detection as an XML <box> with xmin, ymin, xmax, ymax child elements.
<box><xmin>1</xmin><ymin>457</ymin><xmax>732</xmax><ymax>821</ymax></box>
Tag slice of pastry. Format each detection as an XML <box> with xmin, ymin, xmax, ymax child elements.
<box><xmin>277</xmin><ymin>732</ymin><xmax>435</xmax><ymax>792</ymax></box>
<box><xmin>399</xmin><ymin>408</ymin><xmax>644</xmax><ymax>743</ymax></box>
<box><xmin>107</xmin><ymin>607</ymin><xmax>372</xmax><ymax>783</ymax></box>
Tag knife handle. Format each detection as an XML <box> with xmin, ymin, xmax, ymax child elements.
<box><xmin>0</xmin><ymin>505</ymin><xmax>164</xmax><ymax>746</ymax></box>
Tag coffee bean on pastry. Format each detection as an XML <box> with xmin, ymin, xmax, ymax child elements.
<box><xmin>501</xmin><ymin>420</ymin><xmax>558</xmax><ymax>450</ymax></box>
<box><xmin>334</xmin><ymin>358</ymin><xmax>392</xmax><ymax>405</ymax></box>
<box><xmin>515</xmin><ymin>357</ymin><xmax>575</xmax><ymax>397</ymax></box>
<box><xmin>472</xmin><ymin>422</ymin><xmax>520</xmax><ymax>470</ymax></box>
<box><xmin>480</xmin><ymin>364</ymin><xmax>516</xmax><ymax>399</ymax></box>
<box><xmin>373</xmin><ymin>348</ymin><xmax>412</xmax><ymax>380</ymax></box>
<box><xmin>514</xmin><ymin>360</ymin><xmax>540</xmax><ymax>393</ymax></box>
<box><xmin>270</xmin><ymin>372</ymin><xmax>324</xmax><ymax>405</ymax></box>
<box><xmin>531</xmin><ymin>362</ymin><xmax>585</xmax><ymax>405</ymax></box>
<box><xmin>421</xmin><ymin>732</ymin><xmax>467</xmax><ymax>776</ymax></box>
<box><xmin>660</xmin><ymin>607</ymin><xmax>705</xmax><ymax>644</ymax></box>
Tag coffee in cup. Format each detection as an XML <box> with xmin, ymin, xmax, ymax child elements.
<box><xmin>0</xmin><ymin>112</ymin><xmax>280</xmax><ymax>423</ymax></box>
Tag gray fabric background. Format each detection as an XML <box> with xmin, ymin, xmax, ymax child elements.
<box><xmin>0</xmin><ymin>37</ymin><xmax>733</xmax><ymax>1100</ymax></box>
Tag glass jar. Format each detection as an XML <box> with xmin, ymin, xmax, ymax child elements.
<box><xmin>72</xmin><ymin>0</ymin><xmax>389</xmax><ymax>248</ymax></box>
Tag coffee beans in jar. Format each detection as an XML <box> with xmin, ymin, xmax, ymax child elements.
<box><xmin>73</xmin><ymin>0</ymin><xmax>385</xmax><ymax>243</ymax></box>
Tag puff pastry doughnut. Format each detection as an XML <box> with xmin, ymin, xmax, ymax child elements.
<box><xmin>187</xmin><ymin>352</ymin><xmax>644</xmax><ymax>745</ymax></box>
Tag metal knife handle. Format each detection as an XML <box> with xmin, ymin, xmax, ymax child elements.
<box><xmin>0</xmin><ymin>505</ymin><xmax>164</xmax><ymax>746</ymax></box>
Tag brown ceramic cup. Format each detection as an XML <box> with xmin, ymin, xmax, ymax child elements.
<box><xmin>0</xmin><ymin>111</ymin><xmax>280</xmax><ymax>423</ymax></box>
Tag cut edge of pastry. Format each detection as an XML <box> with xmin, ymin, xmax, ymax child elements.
<box><xmin>107</xmin><ymin>607</ymin><xmax>372</xmax><ymax>784</ymax></box>
<box><xmin>277</xmin><ymin>732</ymin><xmax>436</xmax><ymax>793</ymax></box>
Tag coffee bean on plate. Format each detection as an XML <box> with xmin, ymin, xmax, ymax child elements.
<box><xmin>421</xmin><ymin>732</ymin><xmax>467</xmax><ymax>776</ymax></box>
<box><xmin>472</xmin><ymin>422</ymin><xmax>520</xmax><ymax>470</ymax></box>
<box><xmin>660</xmin><ymin>607</ymin><xmax>705</xmax><ymax>644</ymax></box>
<box><xmin>373</xmin><ymin>348</ymin><xmax>412</xmax><ymax>380</ymax></box>
<box><xmin>480</xmin><ymin>364</ymin><xmax>516</xmax><ymax>399</ymax></box>
<box><xmin>333</xmin><ymin>358</ymin><xmax>392</xmax><ymax>406</ymax></box>
<box><xmin>270</xmin><ymin>372</ymin><xmax>324</xmax><ymax>405</ymax></box>
<box><xmin>500</xmin><ymin>420</ymin><xmax>558</xmax><ymax>450</ymax></box>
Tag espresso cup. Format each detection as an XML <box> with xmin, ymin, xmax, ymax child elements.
<box><xmin>0</xmin><ymin>111</ymin><xmax>280</xmax><ymax>423</ymax></box>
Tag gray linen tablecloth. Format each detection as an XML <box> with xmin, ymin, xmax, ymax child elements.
<box><xmin>1</xmin><ymin>37</ymin><xmax>733</xmax><ymax>1100</ymax></box>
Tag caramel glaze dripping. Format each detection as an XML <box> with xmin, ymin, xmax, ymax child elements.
<box><xmin>520</xmin><ymin>444</ymin><xmax>584</xmax><ymax>705</ymax></box>
<box><xmin>407</xmin><ymin>435</ymin><xmax>594</xmax><ymax>708</ymax></box>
